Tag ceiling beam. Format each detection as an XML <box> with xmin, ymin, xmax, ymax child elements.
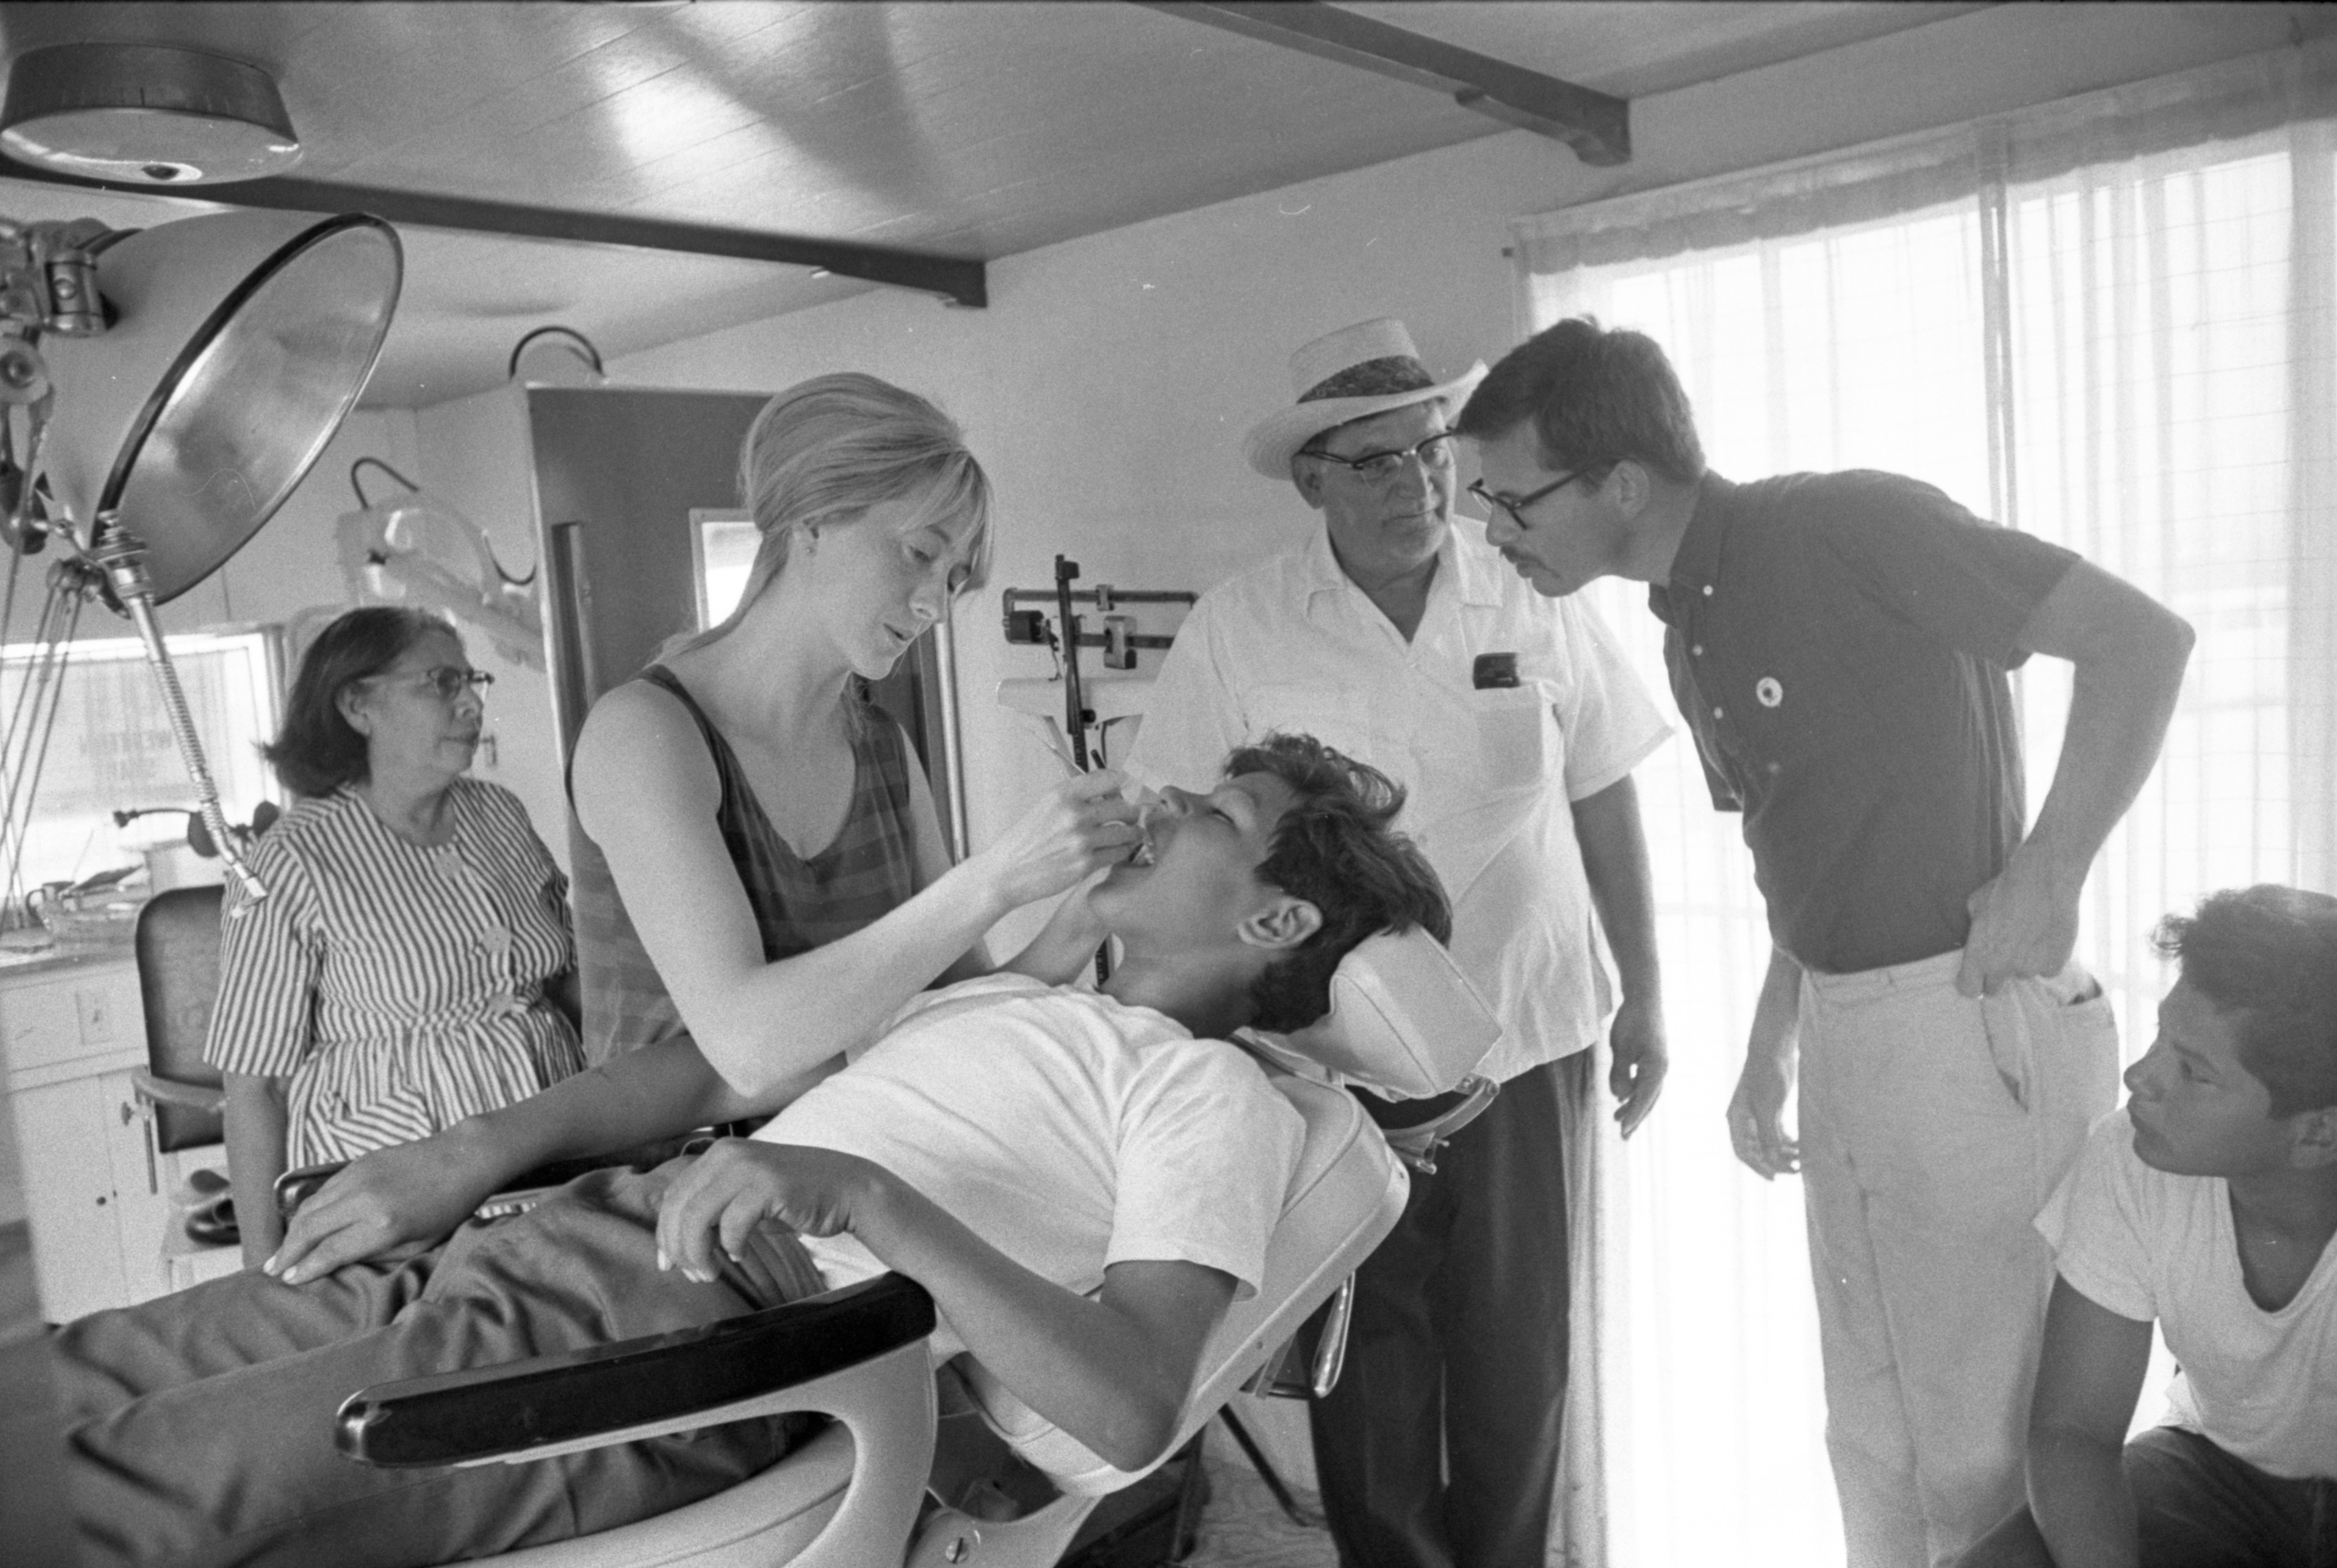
<box><xmin>1140</xmin><ymin>1</ymin><xmax>1629</xmax><ymax>167</ymax></box>
<box><xmin>0</xmin><ymin>162</ymin><xmax>989</xmax><ymax>307</ymax></box>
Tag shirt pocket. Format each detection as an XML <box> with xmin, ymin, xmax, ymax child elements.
<box><xmin>1245</xmin><ymin>684</ymin><xmax>1371</xmax><ymax>759</ymax></box>
<box><xmin>1468</xmin><ymin>683</ymin><xmax>1560</xmax><ymax>796</ymax></box>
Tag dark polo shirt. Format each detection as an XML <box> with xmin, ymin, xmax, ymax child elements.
<box><xmin>1650</xmin><ymin>471</ymin><xmax>2078</xmax><ymax>974</ymax></box>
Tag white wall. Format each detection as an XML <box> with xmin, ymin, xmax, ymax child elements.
<box><xmin>603</xmin><ymin>3</ymin><xmax>2324</xmax><ymax>957</ymax></box>
<box><xmin>409</xmin><ymin>387</ymin><xmax>569</xmax><ymax>865</ymax></box>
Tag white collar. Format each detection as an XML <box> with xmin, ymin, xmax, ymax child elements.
<box><xmin>1295</xmin><ymin>517</ymin><xmax>1503</xmax><ymax>612</ymax></box>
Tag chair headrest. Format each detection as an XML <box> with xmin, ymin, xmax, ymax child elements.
<box><xmin>1243</xmin><ymin>928</ymin><xmax>1501</xmax><ymax>1101</ymax></box>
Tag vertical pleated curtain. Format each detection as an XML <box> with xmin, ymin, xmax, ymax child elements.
<box><xmin>1507</xmin><ymin>40</ymin><xmax>2337</xmax><ymax>1568</ymax></box>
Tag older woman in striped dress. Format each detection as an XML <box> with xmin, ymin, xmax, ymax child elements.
<box><xmin>206</xmin><ymin>606</ymin><xmax>584</xmax><ymax>1266</ymax></box>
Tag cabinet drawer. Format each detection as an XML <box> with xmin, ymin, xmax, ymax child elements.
<box><xmin>2</xmin><ymin>976</ymin><xmax>96</xmax><ymax>1074</ymax></box>
<box><xmin>1</xmin><ymin>967</ymin><xmax>141</xmax><ymax>1076</ymax></box>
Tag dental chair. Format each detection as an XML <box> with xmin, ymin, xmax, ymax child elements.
<box><xmin>331</xmin><ymin>929</ymin><xmax>1503</xmax><ymax>1568</ymax></box>
<box><xmin>127</xmin><ymin>884</ymin><xmax>243</xmax><ymax>1256</ymax></box>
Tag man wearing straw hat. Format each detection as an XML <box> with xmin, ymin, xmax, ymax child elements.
<box><xmin>1128</xmin><ymin>318</ymin><xmax>1672</xmax><ymax>1568</ymax></box>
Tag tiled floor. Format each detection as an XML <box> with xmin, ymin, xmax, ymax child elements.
<box><xmin>1184</xmin><ymin>1425</ymin><xmax>1339</xmax><ymax>1568</ymax></box>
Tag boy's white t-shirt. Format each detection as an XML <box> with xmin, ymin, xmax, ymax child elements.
<box><xmin>756</xmin><ymin>973</ymin><xmax>1307</xmax><ymax>1360</ymax></box>
<box><xmin>2039</xmin><ymin>1108</ymin><xmax>2337</xmax><ymax>1480</ymax></box>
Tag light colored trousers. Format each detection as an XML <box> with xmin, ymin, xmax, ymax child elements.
<box><xmin>1797</xmin><ymin>951</ymin><xmax>2120</xmax><ymax>1568</ymax></box>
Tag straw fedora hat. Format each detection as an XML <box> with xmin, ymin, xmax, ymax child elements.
<box><xmin>1242</xmin><ymin>318</ymin><xmax>1488</xmax><ymax>480</ymax></box>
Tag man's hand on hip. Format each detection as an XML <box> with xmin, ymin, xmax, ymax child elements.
<box><xmin>1957</xmin><ymin>844</ymin><xmax>2082</xmax><ymax>999</ymax></box>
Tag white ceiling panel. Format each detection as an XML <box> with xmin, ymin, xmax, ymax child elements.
<box><xmin>0</xmin><ymin>1</ymin><xmax>1998</xmax><ymax>404</ymax></box>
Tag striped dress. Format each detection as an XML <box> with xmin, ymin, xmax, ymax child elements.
<box><xmin>204</xmin><ymin>777</ymin><xmax>585</xmax><ymax>1167</ymax></box>
<box><xmin>569</xmin><ymin>666</ymin><xmax>921</xmax><ymax>1065</ymax></box>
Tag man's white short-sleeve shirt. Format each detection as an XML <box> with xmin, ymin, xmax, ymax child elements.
<box><xmin>1127</xmin><ymin>522</ymin><xmax>1670</xmax><ymax>1079</ymax></box>
<box><xmin>2040</xmin><ymin>1108</ymin><xmax>2337</xmax><ymax>1480</ymax></box>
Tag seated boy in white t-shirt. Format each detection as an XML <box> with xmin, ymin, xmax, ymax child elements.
<box><xmin>55</xmin><ymin>735</ymin><xmax>1452</xmax><ymax>1568</ymax></box>
<box><xmin>1957</xmin><ymin>884</ymin><xmax>2337</xmax><ymax>1568</ymax></box>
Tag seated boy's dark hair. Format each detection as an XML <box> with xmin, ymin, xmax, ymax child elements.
<box><xmin>1227</xmin><ymin>733</ymin><xmax>1451</xmax><ymax>1033</ymax></box>
<box><xmin>2154</xmin><ymin>884</ymin><xmax>2337</xmax><ymax>1117</ymax></box>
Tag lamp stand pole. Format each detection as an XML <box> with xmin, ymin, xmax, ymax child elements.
<box><xmin>87</xmin><ymin>515</ymin><xmax>266</xmax><ymax>901</ymax></box>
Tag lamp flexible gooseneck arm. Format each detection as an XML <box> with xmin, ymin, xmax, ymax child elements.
<box><xmin>88</xmin><ymin>517</ymin><xmax>265</xmax><ymax>901</ymax></box>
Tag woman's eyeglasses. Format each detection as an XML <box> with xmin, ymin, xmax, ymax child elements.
<box><xmin>368</xmin><ymin>666</ymin><xmax>495</xmax><ymax>703</ymax></box>
<box><xmin>1300</xmin><ymin>432</ymin><xmax>1458</xmax><ymax>484</ymax></box>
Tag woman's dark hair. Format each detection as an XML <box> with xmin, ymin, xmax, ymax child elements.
<box><xmin>265</xmin><ymin>606</ymin><xmax>449</xmax><ymax>797</ymax></box>
<box><xmin>1456</xmin><ymin>315</ymin><xmax>1706</xmax><ymax>486</ymax></box>
<box><xmin>2153</xmin><ymin>885</ymin><xmax>2337</xmax><ymax>1118</ymax></box>
<box><xmin>1227</xmin><ymin>733</ymin><xmax>1451</xmax><ymax>1033</ymax></box>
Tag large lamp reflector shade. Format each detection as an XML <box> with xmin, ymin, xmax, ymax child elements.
<box><xmin>40</xmin><ymin>210</ymin><xmax>401</xmax><ymax>603</ymax></box>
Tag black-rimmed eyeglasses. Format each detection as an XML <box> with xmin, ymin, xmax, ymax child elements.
<box><xmin>1467</xmin><ymin>468</ymin><xmax>1586</xmax><ymax>530</ymax></box>
<box><xmin>1300</xmin><ymin>432</ymin><xmax>1458</xmax><ymax>483</ymax></box>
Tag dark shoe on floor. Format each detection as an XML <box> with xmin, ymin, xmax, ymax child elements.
<box><xmin>182</xmin><ymin>1192</ymin><xmax>238</xmax><ymax>1249</ymax></box>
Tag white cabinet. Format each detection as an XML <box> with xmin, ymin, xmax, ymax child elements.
<box><xmin>2</xmin><ymin>958</ymin><xmax>238</xmax><ymax>1323</ymax></box>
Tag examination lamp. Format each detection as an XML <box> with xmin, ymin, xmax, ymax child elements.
<box><xmin>0</xmin><ymin>43</ymin><xmax>304</xmax><ymax>187</ymax></box>
<box><xmin>2</xmin><ymin>208</ymin><xmax>403</xmax><ymax>899</ymax></box>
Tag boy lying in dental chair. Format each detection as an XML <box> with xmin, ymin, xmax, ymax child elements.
<box><xmin>55</xmin><ymin>734</ymin><xmax>1451</xmax><ymax>1568</ymax></box>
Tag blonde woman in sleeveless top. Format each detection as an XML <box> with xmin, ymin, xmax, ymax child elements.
<box><xmin>269</xmin><ymin>375</ymin><xmax>1140</xmax><ymax>1279</ymax></box>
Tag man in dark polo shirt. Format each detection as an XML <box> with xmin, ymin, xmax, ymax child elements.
<box><xmin>1454</xmin><ymin>318</ymin><xmax>2195</xmax><ymax>1568</ymax></box>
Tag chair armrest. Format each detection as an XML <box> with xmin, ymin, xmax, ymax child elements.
<box><xmin>273</xmin><ymin>1154</ymin><xmax>668</xmax><ymax>1225</ymax></box>
<box><xmin>130</xmin><ymin>1069</ymin><xmax>223</xmax><ymax>1114</ymax></box>
<box><xmin>335</xmin><ymin>1271</ymin><xmax>936</xmax><ymax>1468</ymax></box>
<box><xmin>274</xmin><ymin>1162</ymin><xmax>346</xmax><ymax>1221</ymax></box>
<box><xmin>1364</xmin><ymin>1074</ymin><xmax>1500</xmax><ymax>1175</ymax></box>
<box><xmin>1244</xmin><ymin>1274</ymin><xmax>1359</xmax><ymax>1400</ymax></box>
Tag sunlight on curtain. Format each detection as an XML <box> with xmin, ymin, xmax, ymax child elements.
<box><xmin>1533</xmin><ymin>198</ymin><xmax>1989</xmax><ymax>1568</ymax></box>
<box><xmin>1520</xmin><ymin>111</ymin><xmax>2335</xmax><ymax>1568</ymax></box>
<box><xmin>2003</xmin><ymin>125</ymin><xmax>2337</xmax><ymax>1035</ymax></box>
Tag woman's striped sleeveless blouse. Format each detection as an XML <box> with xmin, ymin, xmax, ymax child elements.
<box><xmin>204</xmin><ymin>777</ymin><xmax>585</xmax><ymax>1167</ymax></box>
<box><xmin>569</xmin><ymin>665</ymin><xmax>922</xmax><ymax>1065</ymax></box>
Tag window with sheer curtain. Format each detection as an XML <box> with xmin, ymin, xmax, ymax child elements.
<box><xmin>1512</xmin><ymin>42</ymin><xmax>2337</xmax><ymax>1568</ymax></box>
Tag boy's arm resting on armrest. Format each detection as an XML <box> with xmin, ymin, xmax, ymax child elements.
<box><xmin>655</xmin><ymin>1141</ymin><xmax>1236</xmax><ymax>1474</ymax></box>
<box><xmin>2027</xmin><ymin>1275</ymin><xmax>2154</xmax><ymax>1568</ymax></box>
<box><xmin>269</xmin><ymin>1037</ymin><xmax>792</xmax><ymax>1284</ymax></box>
